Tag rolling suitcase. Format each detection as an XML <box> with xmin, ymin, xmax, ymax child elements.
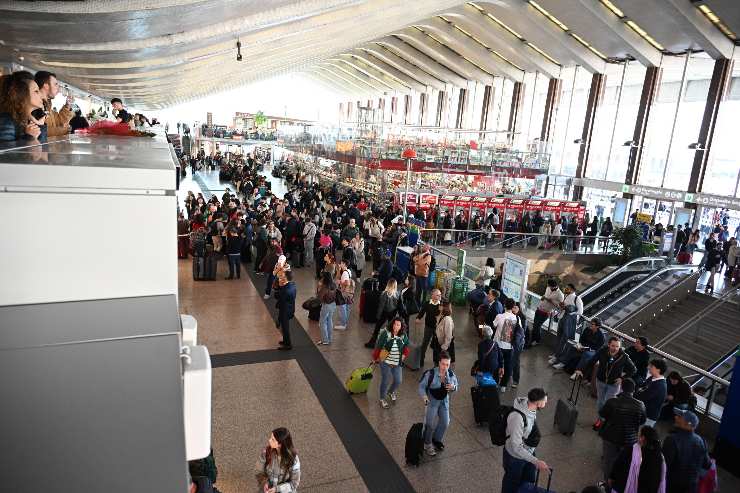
<box><xmin>517</xmin><ymin>467</ymin><xmax>555</xmax><ymax>493</ymax></box>
<box><xmin>362</xmin><ymin>290</ymin><xmax>380</xmax><ymax>323</ymax></box>
<box><xmin>403</xmin><ymin>321</ymin><xmax>424</xmax><ymax>371</ymax></box>
<box><xmin>192</xmin><ymin>256</ymin><xmax>205</xmax><ymax>280</ymax></box>
<box><xmin>405</xmin><ymin>416</ymin><xmax>425</xmax><ymax>466</ymax></box>
<box><xmin>471</xmin><ymin>384</ymin><xmax>500</xmax><ymax>425</ymax></box>
<box><xmin>345</xmin><ymin>364</ymin><xmax>375</xmax><ymax>394</ymax></box>
<box><xmin>554</xmin><ymin>377</ymin><xmax>581</xmax><ymax>436</ymax></box>
<box><xmin>204</xmin><ymin>255</ymin><xmax>218</xmax><ymax>281</ymax></box>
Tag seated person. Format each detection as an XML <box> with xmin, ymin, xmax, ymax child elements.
<box><xmin>557</xmin><ymin>318</ymin><xmax>606</xmax><ymax>378</ymax></box>
<box><xmin>660</xmin><ymin>371</ymin><xmax>695</xmax><ymax>420</ymax></box>
<box><xmin>550</xmin><ymin>304</ymin><xmax>579</xmax><ymax>368</ymax></box>
<box><xmin>467</xmin><ymin>284</ymin><xmax>489</xmax><ymax>315</ymax></box>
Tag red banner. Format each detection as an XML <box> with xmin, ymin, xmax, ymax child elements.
<box><xmin>439</xmin><ymin>195</ymin><xmax>456</xmax><ymax>207</ymax></box>
<box><xmin>525</xmin><ymin>199</ymin><xmax>544</xmax><ymax>212</ymax></box>
<box><xmin>507</xmin><ymin>199</ymin><xmax>526</xmax><ymax>211</ymax></box>
<box><xmin>419</xmin><ymin>193</ymin><xmax>438</xmax><ymax>210</ymax></box>
<box><xmin>455</xmin><ymin>196</ymin><xmax>473</xmax><ymax>209</ymax></box>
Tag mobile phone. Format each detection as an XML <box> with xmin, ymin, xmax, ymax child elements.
<box><xmin>31</xmin><ymin>108</ymin><xmax>47</xmax><ymax>120</ymax></box>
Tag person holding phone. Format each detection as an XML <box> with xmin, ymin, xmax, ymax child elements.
<box><xmin>418</xmin><ymin>350</ymin><xmax>458</xmax><ymax>456</ymax></box>
<box><xmin>255</xmin><ymin>428</ymin><xmax>301</xmax><ymax>493</ymax></box>
<box><xmin>0</xmin><ymin>71</ymin><xmax>47</xmax><ymax>143</ymax></box>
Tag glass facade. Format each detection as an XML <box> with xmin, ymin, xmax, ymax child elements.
<box><xmin>638</xmin><ymin>52</ymin><xmax>714</xmax><ymax>189</ymax></box>
<box><xmin>702</xmin><ymin>56</ymin><xmax>740</xmax><ymax>198</ymax></box>
<box><xmin>549</xmin><ymin>66</ymin><xmax>592</xmax><ymax>176</ymax></box>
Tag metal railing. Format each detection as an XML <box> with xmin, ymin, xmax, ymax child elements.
<box><xmin>422</xmin><ymin>229</ymin><xmax>617</xmax><ymax>255</ymax></box>
<box><xmin>655</xmin><ymin>287</ymin><xmax>740</xmax><ymax>347</ymax></box>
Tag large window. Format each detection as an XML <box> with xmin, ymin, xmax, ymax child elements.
<box><xmin>494</xmin><ymin>78</ymin><xmax>514</xmax><ymax>145</ymax></box>
<box><xmin>549</xmin><ymin>66</ymin><xmax>593</xmax><ymax>176</ymax></box>
<box><xmin>514</xmin><ymin>72</ymin><xmax>549</xmax><ymax>151</ymax></box>
<box><xmin>585</xmin><ymin>61</ymin><xmax>647</xmax><ymax>181</ymax></box>
<box><xmin>638</xmin><ymin>52</ymin><xmax>714</xmax><ymax>189</ymax></box>
<box><xmin>702</xmin><ymin>56</ymin><xmax>740</xmax><ymax>197</ymax></box>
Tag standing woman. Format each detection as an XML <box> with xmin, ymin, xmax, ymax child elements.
<box><xmin>255</xmin><ymin>427</ymin><xmax>301</xmax><ymax>493</ymax></box>
<box><xmin>373</xmin><ymin>317</ymin><xmax>410</xmax><ymax>409</ymax></box>
<box><xmin>322</xmin><ymin>252</ymin><xmax>336</xmax><ymax>279</ymax></box>
<box><xmin>510</xmin><ymin>302</ymin><xmax>527</xmax><ymax>389</ymax></box>
<box><xmin>351</xmin><ymin>232</ymin><xmax>366</xmax><ymax>278</ymax></box>
<box><xmin>609</xmin><ymin>426</ymin><xmax>666</xmax><ymax>493</ymax></box>
<box><xmin>704</xmin><ymin>243</ymin><xmax>723</xmax><ymax>294</ymax></box>
<box><xmin>365</xmin><ymin>278</ymin><xmax>400</xmax><ymax>348</ymax></box>
<box><xmin>432</xmin><ymin>302</ymin><xmax>455</xmax><ymax>365</ymax></box>
<box><xmin>316</xmin><ymin>272</ymin><xmax>337</xmax><ymax>346</ymax></box>
<box><xmin>0</xmin><ymin>71</ymin><xmax>47</xmax><ymax>142</ymax></box>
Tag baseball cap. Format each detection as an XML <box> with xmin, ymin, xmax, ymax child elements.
<box><xmin>674</xmin><ymin>408</ymin><xmax>699</xmax><ymax>428</ymax></box>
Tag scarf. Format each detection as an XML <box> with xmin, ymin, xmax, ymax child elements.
<box><xmin>618</xmin><ymin>443</ymin><xmax>666</xmax><ymax>493</ymax></box>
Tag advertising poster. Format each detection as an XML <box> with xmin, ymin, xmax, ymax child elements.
<box><xmin>501</xmin><ymin>252</ymin><xmax>531</xmax><ymax>304</ymax></box>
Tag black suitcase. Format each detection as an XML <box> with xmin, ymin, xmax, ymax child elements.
<box><xmin>362</xmin><ymin>277</ymin><xmax>379</xmax><ymax>292</ymax></box>
<box><xmin>554</xmin><ymin>377</ymin><xmax>581</xmax><ymax>436</ymax></box>
<box><xmin>404</xmin><ymin>422</ymin><xmax>425</xmax><ymax>466</ymax></box>
<box><xmin>471</xmin><ymin>385</ymin><xmax>500</xmax><ymax>425</ymax></box>
<box><xmin>203</xmin><ymin>255</ymin><xmax>218</xmax><ymax>281</ymax></box>
<box><xmin>308</xmin><ymin>304</ymin><xmax>321</xmax><ymax>321</ymax></box>
<box><xmin>362</xmin><ymin>290</ymin><xmax>380</xmax><ymax>323</ymax></box>
<box><xmin>193</xmin><ymin>256</ymin><xmax>205</xmax><ymax>280</ymax></box>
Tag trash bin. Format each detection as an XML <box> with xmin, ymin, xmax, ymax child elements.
<box><xmin>451</xmin><ymin>276</ymin><xmax>469</xmax><ymax>306</ymax></box>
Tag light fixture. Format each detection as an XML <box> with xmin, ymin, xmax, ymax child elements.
<box><xmin>688</xmin><ymin>142</ymin><xmax>706</xmax><ymax>150</ymax></box>
<box><xmin>573</xmin><ymin>138</ymin><xmax>584</xmax><ymax>144</ymax></box>
<box><xmin>697</xmin><ymin>3</ymin><xmax>737</xmax><ymax>41</ymax></box>
<box><xmin>236</xmin><ymin>40</ymin><xmax>242</xmax><ymax>62</ymax></box>
<box><xmin>623</xmin><ymin>140</ymin><xmax>640</xmax><ymax>147</ymax></box>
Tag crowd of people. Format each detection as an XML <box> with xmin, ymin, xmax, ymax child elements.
<box><xmin>175</xmin><ymin>151</ymin><xmax>717</xmax><ymax>493</ymax></box>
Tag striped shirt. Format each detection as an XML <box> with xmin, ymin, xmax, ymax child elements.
<box><xmin>385</xmin><ymin>337</ymin><xmax>402</xmax><ymax>366</ymax></box>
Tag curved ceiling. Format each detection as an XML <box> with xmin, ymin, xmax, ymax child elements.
<box><xmin>1</xmin><ymin>0</ymin><xmax>736</xmax><ymax>109</ymax></box>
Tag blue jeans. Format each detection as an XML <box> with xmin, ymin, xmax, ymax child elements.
<box><xmin>227</xmin><ymin>254</ymin><xmax>240</xmax><ymax>278</ymax></box>
<box><xmin>597</xmin><ymin>379</ymin><xmax>621</xmax><ymax>413</ymax></box>
<box><xmin>416</xmin><ymin>275</ymin><xmax>428</xmax><ymax>305</ymax></box>
<box><xmin>423</xmin><ymin>398</ymin><xmax>450</xmax><ymax>444</ymax></box>
<box><xmin>502</xmin><ymin>448</ymin><xmax>537</xmax><ymax>493</ymax></box>
<box><xmin>379</xmin><ymin>362</ymin><xmax>402</xmax><ymax>399</ymax></box>
<box><xmin>338</xmin><ymin>302</ymin><xmax>350</xmax><ymax>326</ymax></box>
<box><xmin>319</xmin><ymin>302</ymin><xmax>336</xmax><ymax>343</ymax></box>
<box><xmin>265</xmin><ymin>273</ymin><xmax>276</xmax><ymax>296</ymax></box>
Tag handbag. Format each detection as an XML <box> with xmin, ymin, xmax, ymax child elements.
<box><xmin>335</xmin><ymin>289</ymin><xmax>347</xmax><ymax>306</ymax></box>
<box><xmin>302</xmin><ymin>297</ymin><xmax>321</xmax><ymax>311</ymax></box>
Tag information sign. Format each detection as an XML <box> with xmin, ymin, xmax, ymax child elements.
<box><xmin>501</xmin><ymin>252</ymin><xmax>531</xmax><ymax>305</ymax></box>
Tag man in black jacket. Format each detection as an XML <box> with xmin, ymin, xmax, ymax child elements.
<box><xmin>663</xmin><ymin>410</ymin><xmax>710</xmax><ymax>493</ymax></box>
<box><xmin>277</xmin><ymin>271</ymin><xmax>297</xmax><ymax>350</ymax></box>
<box><xmin>415</xmin><ymin>288</ymin><xmax>442</xmax><ymax>368</ymax></box>
<box><xmin>576</xmin><ymin>337</ymin><xmax>637</xmax><ymax>429</ymax></box>
<box><xmin>598</xmin><ymin>378</ymin><xmax>646</xmax><ymax>481</ymax></box>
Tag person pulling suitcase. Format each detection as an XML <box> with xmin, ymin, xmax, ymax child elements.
<box><xmin>417</xmin><ymin>351</ymin><xmax>458</xmax><ymax>457</ymax></box>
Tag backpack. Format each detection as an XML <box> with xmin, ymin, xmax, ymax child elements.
<box><xmin>489</xmin><ymin>405</ymin><xmax>526</xmax><ymax>446</ymax></box>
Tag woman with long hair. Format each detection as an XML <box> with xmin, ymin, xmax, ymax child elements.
<box><xmin>432</xmin><ymin>302</ymin><xmax>455</xmax><ymax>365</ymax></box>
<box><xmin>0</xmin><ymin>71</ymin><xmax>46</xmax><ymax>142</ymax></box>
<box><xmin>316</xmin><ymin>271</ymin><xmax>337</xmax><ymax>346</ymax></box>
<box><xmin>365</xmin><ymin>278</ymin><xmax>400</xmax><ymax>348</ymax></box>
<box><xmin>255</xmin><ymin>427</ymin><xmax>301</xmax><ymax>493</ymax></box>
<box><xmin>373</xmin><ymin>316</ymin><xmax>410</xmax><ymax>409</ymax></box>
<box><xmin>609</xmin><ymin>425</ymin><xmax>666</xmax><ymax>493</ymax></box>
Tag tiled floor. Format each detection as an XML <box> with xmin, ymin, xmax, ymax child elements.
<box><xmin>178</xmin><ymin>168</ymin><xmax>740</xmax><ymax>493</ymax></box>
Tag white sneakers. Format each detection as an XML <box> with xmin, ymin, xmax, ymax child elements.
<box><xmin>380</xmin><ymin>399</ymin><xmax>390</xmax><ymax>409</ymax></box>
<box><xmin>552</xmin><ymin>363</ymin><xmax>565</xmax><ymax>370</ymax></box>
<box><xmin>570</xmin><ymin>373</ymin><xmax>579</xmax><ymax>381</ymax></box>
<box><xmin>511</xmin><ymin>383</ymin><xmax>518</xmax><ymax>389</ymax></box>
<box><xmin>424</xmin><ymin>443</ymin><xmax>437</xmax><ymax>456</ymax></box>
<box><xmin>390</xmin><ymin>391</ymin><xmax>398</xmax><ymax>402</ymax></box>
<box><xmin>263</xmin><ymin>294</ymin><xmax>271</xmax><ymax>299</ymax></box>
<box><xmin>335</xmin><ymin>325</ymin><xmax>347</xmax><ymax>330</ymax></box>
<box><xmin>500</xmin><ymin>386</ymin><xmax>507</xmax><ymax>393</ymax></box>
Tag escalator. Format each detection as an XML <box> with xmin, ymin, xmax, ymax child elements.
<box><xmin>580</xmin><ymin>257</ymin><xmax>666</xmax><ymax>318</ymax></box>
<box><xmin>589</xmin><ymin>265</ymin><xmax>697</xmax><ymax>328</ymax></box>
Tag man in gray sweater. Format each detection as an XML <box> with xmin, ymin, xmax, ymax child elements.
<box><xmin>502</xmin><ymin>388</ymin><xmax>550</xmax><ymax>493</ymax></box>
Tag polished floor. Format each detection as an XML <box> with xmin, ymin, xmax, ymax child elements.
<box><xmin>177</xmin><ymin>168</ymin><xmax>739</xmax><ymax>493</ymax></box>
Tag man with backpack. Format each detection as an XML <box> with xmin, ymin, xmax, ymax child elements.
<box><xmin>498</xmin><ymin>387</ymin><xmax>550</xmax><ymax>493</ymax></box>
<box><xmin>417</xmin><ymin>350</ymin><xmax>458</xmax><ymax>457</ymax></box>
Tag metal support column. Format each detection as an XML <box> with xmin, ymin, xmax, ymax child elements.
<box><xmin>687</xmin><ymin>58</ymin><xmax>733</xmax><ymax>195</ymax></box>
<box><xmin>455</xmin><ymin>88</ymin><xmax>468</xmax><ymax>129</ymax></box>
<box><xmin>624</xmin><ymin>66</ymin><xmax>661</xmax><ymax>189</ymax></box>
<box><xmin>435</xmin><ymin>90</ymin><xmax>445</xmax><ymax>127</ymax></box>
<box><xmin>573</xmin><ymin>73</ymin><xmax>606</xmax><ymax>200</ymax></box>
<box><xmin>507</xmin><ymin>81</ymin><xmax>524</xmax><ymax>145</ymax></box>
<box><xmin>479</xmin><ymin>84</ymin><xmax>492</xmax><ymax>131</ymax></box>
<box><xmin>540</xmin><ymin>78</ymin><xmax>562</xmax><ymax>144</ymax></box>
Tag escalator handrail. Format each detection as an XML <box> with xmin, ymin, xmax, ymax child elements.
<box><xmin>655</xmin><ymin>287</ymin><xmax>740</xmax><ymax>348</ymax></box>
<box><xmin>689</xmin><ymin>343</ymin><xmax>740</xmax><ymax>389</ymax></box>
<box><xmin>580</xmin><ymin>256</ymin><xmax>667</xmax><ymax>301</ymax></box>
<box><xmin>590</xmin><ymin>264</ymin><xmax>699</xmax><ymax>321</ymax></box>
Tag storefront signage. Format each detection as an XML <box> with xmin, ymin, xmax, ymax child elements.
<box><xmin>419</xmin><ymin>193</ymin><xmax>438</xmax><ymax>210</ymax></box>
<box><xmin>398</xmin><ymin>192</ymin><xmax>418</xmax><ymax>205</ymax></box>
<box><xmin>689</xmin><ymin>193</ymin><xmax>740</xmax><ymax>210</ymax></box>
<box><xmin>621</xmin><ymin>184</ymin><xmax>685</xmax><ymax>201</ymax></box>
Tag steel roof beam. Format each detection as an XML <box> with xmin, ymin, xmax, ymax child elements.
<box><xmin>371</xmin><ymin>39</ymin><xmax>468</xmax><ymax>87</ymax></box>
<box><xmin>394</xmin><ymin>29</ymin><xmax>494</xmax><ymax>83</ymax></box>
<box><xmin>317</xmin><ymin>65</ymin><xmax>385</xmax><ymax>94</ymax></box>
<box><xmin>443</xmin><ymin>7</ymin><xmax>560</xmax><ymax>78</ymax></box>
<box><xmin>358</xmin><ymin>46</ymin><xmax>446</xmax><ymax>91</ymax></box>
<box><xmin>663</xmin><ymin>0</ymin><xmax>734</xmax><ymax>59</ymax></box>
<box><xmin>570</xmin><ymin>0</ymin><xmax>663</xmax><ymax>67</ymax></box>
<box><xmin>346</xmin><ymin>52</ymin><xmax>433</xmax><ymax>93</ymax></box>
<box><xmin>413</xmin><ymin>17</ymin><xmax>524</xmax><ymax>81</ymax></box>
<box><xmin>330</xmin><ymin>56</ymin><xmax>411</xmax><ymax>92</ymax></box>
<box><xmin>477</xmin><ymin>1</ymin><xmax>605</xmax><ymax>74</ymax></box>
